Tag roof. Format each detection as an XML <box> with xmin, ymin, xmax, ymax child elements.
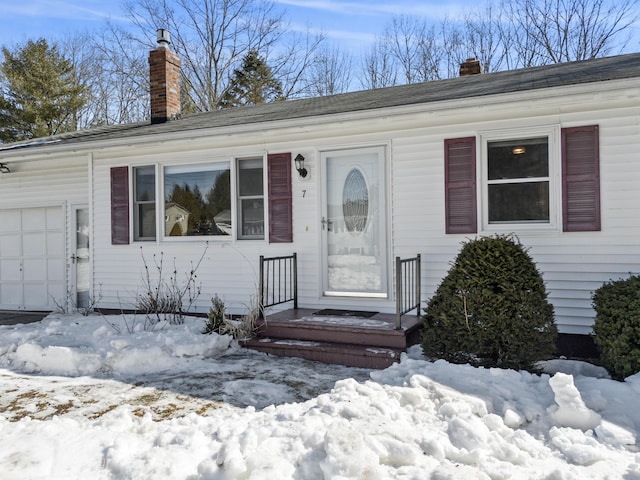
<box><xmin>3</xmin><ymin>52</ymin><xmax>640</xmax><ymax>152</ymax></box>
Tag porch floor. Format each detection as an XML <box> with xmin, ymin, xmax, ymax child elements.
<box><xmin>240</xmin><ymin>308</ymin><xmax>423</xmax><ymax>369</ymax></box>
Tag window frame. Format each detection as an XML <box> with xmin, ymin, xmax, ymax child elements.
<box><xmin>479</xmin><ymin>125</ymin><xmax>561</xmax><ymax>233</ymax></box>
<box><xmin>236</xmin><ymin>157</ymin><xmax>266</xmax><ymax>240</ymax></box>
<box><xmin>133</xmin><ymin>165</ymin><xmax>157</xmax><ymax>241</ymax></box>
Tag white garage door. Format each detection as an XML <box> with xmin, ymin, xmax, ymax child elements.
<box><xmin>0</xmin><ymin>206</ymin><xmax>65</xmax><ymax>310</ymax></box>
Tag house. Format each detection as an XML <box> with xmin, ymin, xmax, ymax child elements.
<box><xmin>1</xmin><ymin>30</ymin><xmax>640</xmax><ymax>363</ymax></box>
<box><xmin>164</xmin><ymin>203</ymin><xmax>190</xmax><ymax>236</ymax></box>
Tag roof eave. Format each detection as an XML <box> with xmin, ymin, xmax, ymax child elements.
<box><xmin>0</xmin><ymin>74</ymin><xmax>638</xmax><ymax>161</ymax></box>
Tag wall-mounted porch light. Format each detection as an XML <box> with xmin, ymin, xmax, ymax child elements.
<box><xmin>294</xmin><ymin>154</ymin><xmax>308</xmax><ymax>178</ymax></box>
<box><xmin>0</xmin><ymin>163</ymin><xmax>10</xmax><ymax>173</ymax></box>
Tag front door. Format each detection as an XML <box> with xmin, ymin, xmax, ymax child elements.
<box><xmin>322</xmin><ymin>146</ymin><xmax>388</xmax><ymax>297</ymax></box>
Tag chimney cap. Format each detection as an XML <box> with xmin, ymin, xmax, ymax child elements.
<box><xmin>156</xmin><ymin>28</ymin><xmax>171</xmax><ymax>47</ymax></box>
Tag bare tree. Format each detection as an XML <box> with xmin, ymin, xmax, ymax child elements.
<box><xmin>440</xmin><ymin>18</ymin><xmax>467</xmax><ymax>79</ymax></box>
<box><xmin>358</xmin><ymin>0</ymin><xmax>639</xmax><ymax>84</ymax></box>
<box><xmin>304</xmin><ymin>46</ymin><xmax>353</xmax><ymax>96</ymax></box>
<box><xmin>119</xmin><ymin>0</ymin><xmax>325</xmax><ymax>111</ymax></box>
<box><xmin>360</xmin><ymin>38</ymin><xmax>398</xmax><ymax>89</ymax></box>
<box><xmin>59</xmin><ymin>33</ymin><xmax>100</xmax><ymax>130</ymax></box>
<box><xmin>360</xmin><ymin>16</ymin><xmax>443</xmax><ymax>88</ymax></box>
<box><xmin>415</xmin><ymin>25</ymin><xmax>444</xmax><ymax>81</ymax></box>
<box><xmin>381</xmin><ymin>16</ymin><xmax>443</xmax><ymax>83</ymax></box>
<box><xmin>60</xmin><ymin>28</ymin><xmax>149</xmax><ymax>127</ymax></box>
<box><xmin>92</xmin><ymin>24</ymin><xmax>150</xmax><ymax>124</ymax></box>
<box><xmin>266</xmin><ymin>28</ymin><xmax>326</xmax><ymax>99</ymax></box>
<box><xmin>504</xmin><ymin>0</ymin><xmax>640</xmax><ymax>66</ymax></box>
<box><xmin>28</xmin><ymin>0</ymin><xmax>640</xmax><ymax>129</ymax></box>
<box><xmin>463</xmin><ymin>3</ymin><xmax>509</xmax><ymax>73</ymax></box>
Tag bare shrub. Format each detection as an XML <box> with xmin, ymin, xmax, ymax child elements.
<box><xmin>204</xmin><ymin>293</ymin><xmax>261</xmax><ymax>340</ymax></box>
<box><xmin>135</xmin><ymin>246</ymin><xmax>206</xmax><ymax>326</ymax></box>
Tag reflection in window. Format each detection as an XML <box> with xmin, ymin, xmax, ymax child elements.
<box><xmin>237</xmin><ymin>158</ymin><xmax>264</xmax><ymax>239</ymax></box>
<box><xmin>343</xmin><ymin>168</ymin><xmax>369</xmax><ymax>235</ymax></box>
<box><xmin>164</xmin><ymin>163</ymin><xmax>231</xmax><ymax>236</ymax></box>
<box><xmin>487</xmin><ymin>138</ymin><xmax>549</xmax><ymax>223</ymax></box>
<box><xmin>134</xmin><ymin>166</ymin><xmax>156</xmax><ymax>240</ymax></box>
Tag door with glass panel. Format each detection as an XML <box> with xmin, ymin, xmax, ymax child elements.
<box><xmin>72</xmin><ymin>206</ymin><xmax>90</xmax><ymax>310</ymax></box>
<box><xmin>321</xmin><ymin>146</ymin><xmax>388</xmax><ymax>297</ymax></box>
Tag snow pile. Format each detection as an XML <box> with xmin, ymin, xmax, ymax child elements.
<box><xmin>1</xmin><ymin>313</ymin><xmax>640</xmax><ymax>479</ymax></box>
<box><xmin>549</xmin><ymin>372</ymin><xmax>602</xmax><ymax>430</ymax></box>
<box><xmin>0</xmin><ymin>313</ymin><xmax>232</xmax><ymax>377</ymax></box>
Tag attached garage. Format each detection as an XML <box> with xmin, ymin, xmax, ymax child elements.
<box><xmin>0</xmin><ymin>206</ymin><xmax>65</xmax><ymax>311</ymax></box>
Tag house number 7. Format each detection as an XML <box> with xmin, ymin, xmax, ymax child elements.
<box><xmin>302</xmin><ymin>189</ymin><xmax>306</xmax><ymax>198</ymax></box>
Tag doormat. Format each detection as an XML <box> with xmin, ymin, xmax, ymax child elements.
<box><xmin>313</xmin><ymin>309</ymin><xmax>378</xmax><ymax>318</ymax></box>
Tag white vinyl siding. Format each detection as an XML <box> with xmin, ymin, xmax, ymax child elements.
<box><xmin>5</xmin><ymin>80</ymin><xmax>636</xmax><ymax>335</ymax></box>
<box><xmin>0</xmin><ymin>156</ymin><xmax>89</xmax><ymax>310</ymax></box>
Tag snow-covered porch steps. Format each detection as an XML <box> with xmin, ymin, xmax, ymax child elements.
<box><xmin>240</xmin><ymin>308</ymin><xmax>422</xmax><ymax>369</ymax></box>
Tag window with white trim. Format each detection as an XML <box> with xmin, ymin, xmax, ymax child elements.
<box><xmin>133</xmin><ymin>165</ymin><xmax>156</xmax><ymax>240</ymax></box>
<box><xmin>487</xmin><ymin>137</ymin><xmax>550</xmax><ymax>223</ymax></box>
<box><xmin>237</xmin><ymin>157</ymin><xmax>264</xmax><ymax>239</ymax></box>
<box><xmin>444</xmin><ymin>125</ymin><xmax>599</xmax><ymax>235</ymax></box>
<box><xmin>481</xmin><ymin>127</ymin><xmax>559</xmax><ymax>231</ymax></box>
<box><xmin>110</xmin><ymin>152</ymin><xmax>293</xmax><ymax>245</ymax></box>
<box><xmin>163</xmin><ymin>162</ymin><xmax>231</xmax><ymax>237</ymax></box>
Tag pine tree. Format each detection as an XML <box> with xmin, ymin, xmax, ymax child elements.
<box><xmin>0</xmin><ymin>38</ymin><xmax>87</xmax><ymax>143</ymax></box>
<box><xmin>219</xmin><ymin>50</ymin><xmax>283</xmax><ymax>109</ymax></box>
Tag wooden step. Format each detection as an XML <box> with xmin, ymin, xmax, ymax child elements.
<box><xmin>241</xmin><ymin>309</ymin><xmax>422</xmax><ymax>369</ymax></box>
<box><xmin>256</xmin><ymin>319</ymin><xmax>412</xmax><ymax>349</ymax></box>
<box><xmin>240</xmin><ymin>337</ymin><xmax>402</xmax><ymax>369</ymax></box>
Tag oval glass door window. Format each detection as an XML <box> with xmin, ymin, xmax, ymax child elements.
<box><xmin>342</xmin><ymin>168</ymin><xmax>369</xmax><ymax>235</ymax></box>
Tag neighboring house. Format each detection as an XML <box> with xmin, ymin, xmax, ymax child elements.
<box><xmin>1</xmin><ymin>31</ymin><xmax>640</xmax><ymax>354</ymax></box>
<box><xmin>164</xmin><ymin>203</ymin><xmax>190</xmax><ymax>237</ymax></box>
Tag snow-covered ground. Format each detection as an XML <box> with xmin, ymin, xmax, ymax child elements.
<box><xmin>1</xmin><ymin>313</ymin><xmax>639</xmax><ymax>479</ymax></box>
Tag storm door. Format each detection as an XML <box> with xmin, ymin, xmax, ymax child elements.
<box><xmin>321</xmin><ymin>146</ymin><xmax>388</xmax><ymax>297</ymax></box>
<box><xmin>72</xmin><ymin>206</ymin><xmax>90</xmax><ymax>310</ymax></box>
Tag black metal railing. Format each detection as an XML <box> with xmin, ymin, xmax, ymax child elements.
<box><xmin>395</xmin><ymin>254</ymin><xmax>421</xmax><ymax>329</ymax></box>
<box><xmin>259</xmin><ymin>253</ymin><xmax>298</xmax><ymax>312</ymax></box>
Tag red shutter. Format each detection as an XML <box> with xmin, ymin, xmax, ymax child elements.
<box><xmin>268</xmin><ymin>153</ymin><xmax>293</xmax><ymax>243</ymax></box>
<box><xmin>445</xmin><ymin>137</ymin><xmax>477</xmax><ymax>234</ymax></box>
<box><xmin>110</xmin><ymin>166</ymin><xmax>130</xmax><ymax>245</ymax></box>
<box><xmin>562</xmin><ymin>125</ymin><xmax>600</xmax><ymax>232</ymax></box>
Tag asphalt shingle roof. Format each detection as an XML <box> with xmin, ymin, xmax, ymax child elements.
<box><xmin>3</xmin><ymin>52</ymin><xmax>640</xmax><ymax>152</ymax></box>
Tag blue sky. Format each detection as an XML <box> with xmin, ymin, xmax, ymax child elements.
<box><xmin>0</xmin><ymin>0</ymin><xmax>474</xmax><ymax>53</ymax></box>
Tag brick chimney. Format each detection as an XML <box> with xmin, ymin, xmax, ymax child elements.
<box><xmin>149</xmin><ymin>29</ymin><xmax>181</xmax><ymax>123</ymax></box>
<box><xmin>459</xmin><ymin>57</ymin><xmax>481</xmax><ymax>76</ymax></box>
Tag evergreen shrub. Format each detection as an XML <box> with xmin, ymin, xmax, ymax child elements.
<box><xmin>422</xmin><ymin>235</ymin><xmax>557</xmax><ymax>370</ymax></box>
<box><xmin>592</xmin><ymin>275</ymin><xmax>640</xmax><ymax>380</ymax></box>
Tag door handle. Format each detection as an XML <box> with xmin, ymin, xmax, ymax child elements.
<box><xmin>321</xmin><ymin>217</ymin><xmax>334</xmax><ymax>231</ymax></box>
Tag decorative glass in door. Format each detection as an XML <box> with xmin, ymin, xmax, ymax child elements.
<box><xmin>323</xmin><ymin>147</ymin><xmax>387</xmax><ymax>297</ymax></box>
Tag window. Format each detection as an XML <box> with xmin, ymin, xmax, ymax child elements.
<box><xmin>487</xmin><ymin>137</ymin><xmax>550</xmax><ymax>224</ymax></box>
<box><xmin>163</xmin><ymin>162</ymin><xmax>231</xmax><ymax>237</ymax></box>
<box><xmin>444</xmin><ymin>125</ymin><xmax>599</xmax><ymax>235</ymax></box>
<box><xmin>111</xmin><ymin>152</ymin><xmax>293</xmax><ymax>244</ymax></box>
<box><xmin>133</xmin><ymin>166</ymin><xmax>156</xmax><ymax>240</ymax></box>
<box><xmin>237</xmin><ymin>158</ymin><xmax>264</xmax><ymax>239</ymax></box>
